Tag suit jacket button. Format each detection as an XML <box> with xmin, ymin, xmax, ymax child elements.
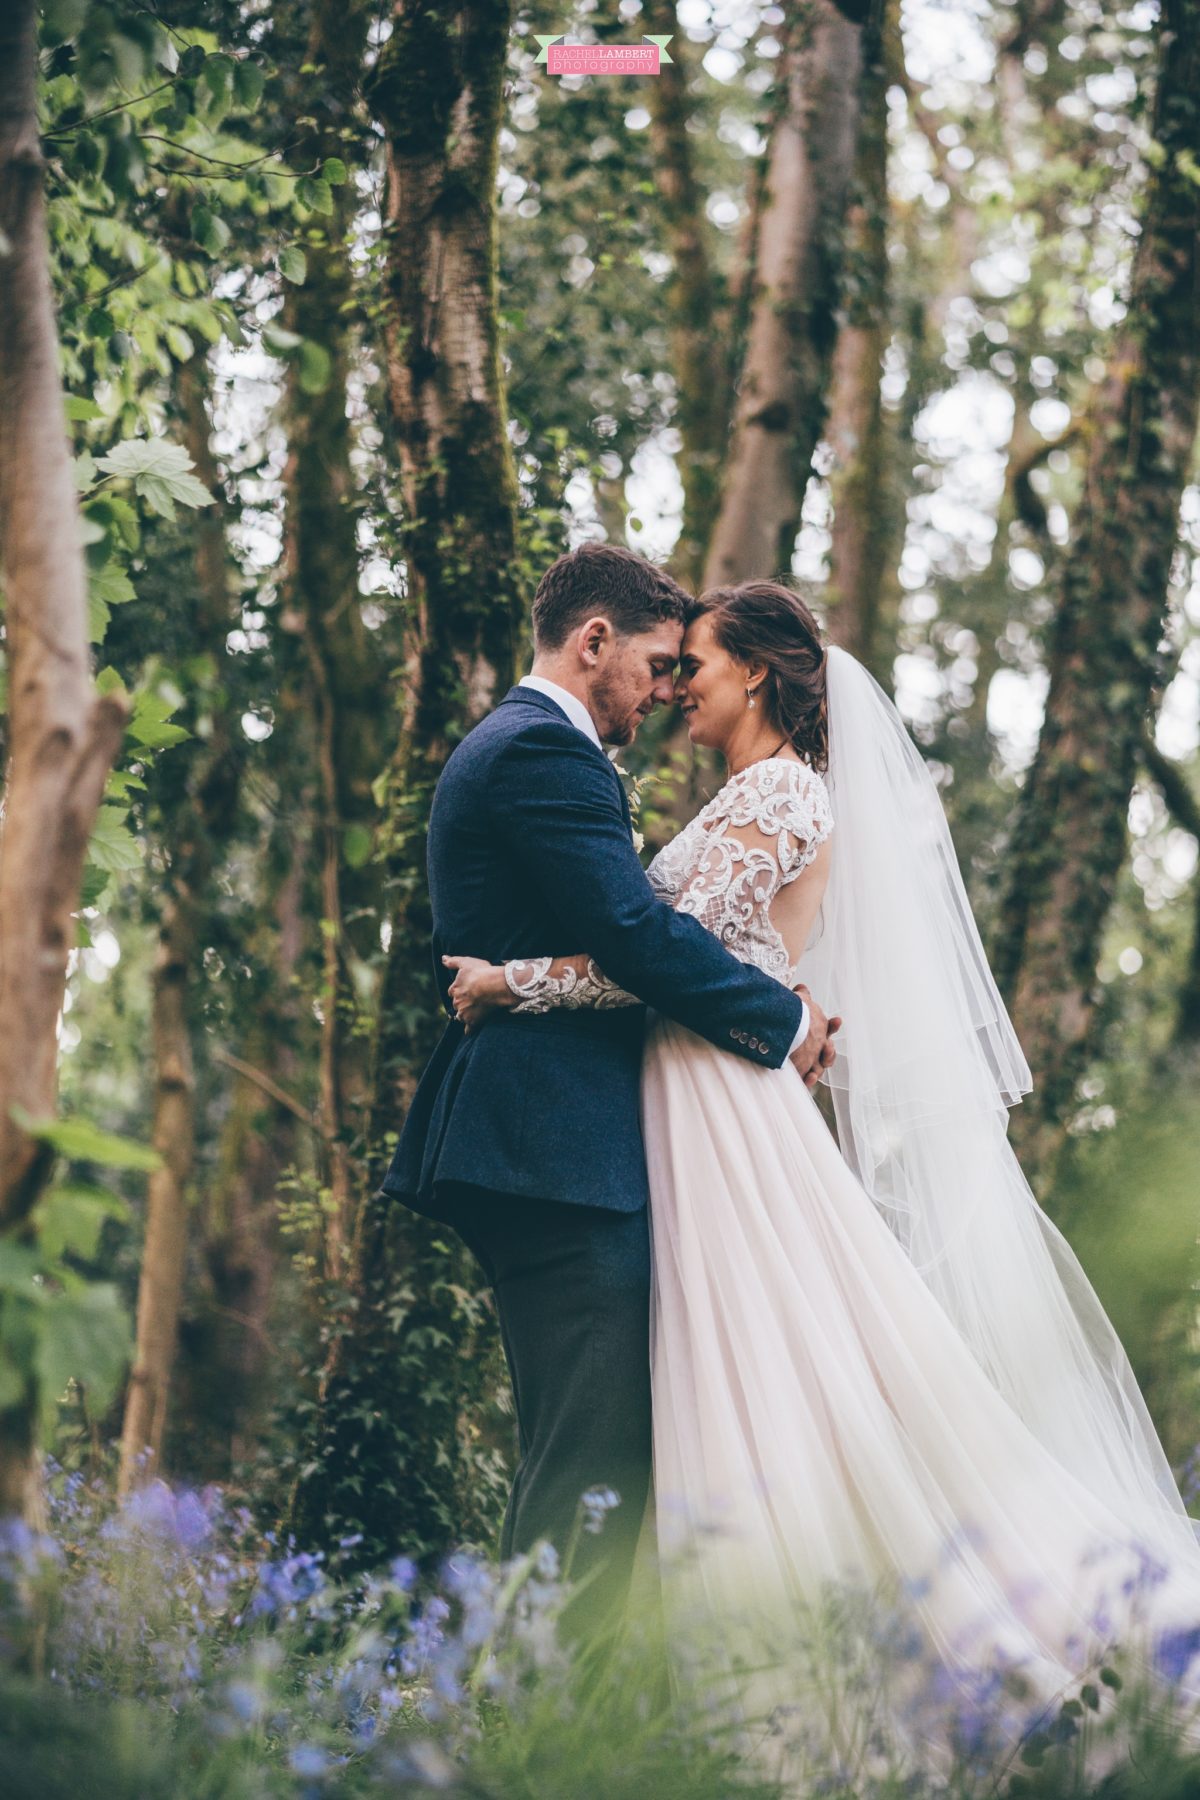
<box><xmin>748</xmin><ymin>1037</ymin><xmax>759</xmax><ymax>1050</ymax></box>
<box><xmin>760</xmin><ymin>1043</ymin><xmax>770</xmax><ymax>1055</ymax></box>
<box><xmin>729</xmin><ymin>1028</ymin><xmax>738</xmax><ymax>1040</ymax></box>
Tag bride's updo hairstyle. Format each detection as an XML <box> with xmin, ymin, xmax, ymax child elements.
<box><xmin>689</xmin><ymin>579</ymin><xmax>830</xmax><ymax>773</ymax></box>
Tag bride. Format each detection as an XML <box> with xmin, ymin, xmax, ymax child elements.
<box><xmin>443</xmin><ymin>579</ymin><xmax>1200</xmax><ymax>1752</ymax></box>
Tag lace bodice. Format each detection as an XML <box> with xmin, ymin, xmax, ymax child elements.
<box><xmin>505</xmin><ymin>757</ymin><xmax>833</xmax><ymax>1013</ymax></box>
<box><xmin>645</xmin><ymin>757</ymin><xmax>833</xmax><ymax>983</ymax></box>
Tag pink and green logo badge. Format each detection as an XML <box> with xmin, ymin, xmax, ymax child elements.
<box><xmin>534</xmin><ymin>34</ymin><xmax>673</xmax><ymax>76</ymax></box>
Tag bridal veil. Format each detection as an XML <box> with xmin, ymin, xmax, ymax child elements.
<box><xmin>799</xmin><ymin>645</ymin><xmax>1197</xmax><ymax>1548</ymax></box>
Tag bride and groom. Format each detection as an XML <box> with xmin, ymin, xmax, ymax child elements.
<box><xmin>378</xmin><ymin>541</ymin><xmax>1200</xmax><ymax>1716</ymax></box>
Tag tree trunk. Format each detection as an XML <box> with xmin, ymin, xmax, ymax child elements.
<box><xmin>645</xmin><ymin>0</ymin><xmax>732</xmax><ymax>591</ymax></box>
<box><xmin>117</xmin><ymin>356</ymin><xmax>242</xmax><ymax>1492</ymax></box>
<box><xmin>277</xmin><ymin>0</ymin><xmax>381</xmax><ymax>1285</ymax></box>
<box><xmin>287</xmin><ymin>0</ymin><xmax>523</xmax><ymax>1566</ymax></box>
<box><xmin>823</xmin><ymin>0</ymin><xmax>891</xmax><ymax>675</ymax></box>
<box><xmin>0</xmin><ymin>0</ymin><xmax>129</xmax><ymax>1516</ymax></box>
<box><xmin>702</xmin><ymin>0</ymin><xmax>865</xmax><ymax>588</ymax></box>
<box><xmin>993</xmin><ymin>0</ymin><xmax>1200</xmax><ymax>1183</ymax></box>
<box><xmin>1142</xmin><ymin>741</ymin><xmax>1200</xmax><ymax>1045</ymax></box>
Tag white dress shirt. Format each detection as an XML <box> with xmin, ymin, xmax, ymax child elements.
<box><xmin>516</xmin><ymin>674</ymin><xmax>810</xmax><ymax>1057</ymax></box>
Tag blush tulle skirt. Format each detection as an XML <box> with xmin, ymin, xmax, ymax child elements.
<box><xmin>639</xmin><ymin>1014</ymin><xmax>1200</xmax><ymax>1768</ymax></box>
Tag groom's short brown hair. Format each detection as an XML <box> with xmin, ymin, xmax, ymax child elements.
<box><xmin>531</xmin><ymin>542</ymin><xmax>692</xmax><ymax>650</ymax></box>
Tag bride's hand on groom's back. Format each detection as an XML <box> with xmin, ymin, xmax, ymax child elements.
<box><xmin>789</xmin><ymin>982</ymin><xmax>841</xmax><ymax>1090</ymax></box>
<box><xmin>443</xmin><ymin>955</ymin><xmax>514</xmax><ymax>1032</ymax></box>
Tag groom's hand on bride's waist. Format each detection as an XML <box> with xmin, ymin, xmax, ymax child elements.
<box><xmin>788</xmin><ymin>983</ymin><xmax>841</xmax><ymax>1090</ymax></box>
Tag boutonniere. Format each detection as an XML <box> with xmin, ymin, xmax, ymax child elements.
<box><xmin>608</xmin><ymin>753</ymin><xmax>649</xmax><ymax>855</ymax></box>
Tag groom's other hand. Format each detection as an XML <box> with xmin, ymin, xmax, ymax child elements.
<box><xmin>789</xmin><ymin>984</ymin><xmax>841</xmax><ymax>1089</ymax></box>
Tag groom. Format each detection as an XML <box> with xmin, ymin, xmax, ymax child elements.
<box><xmin>377</xmin><ymin>542</ymin><xmax>835</xmax><ymax>1628</ymax></box>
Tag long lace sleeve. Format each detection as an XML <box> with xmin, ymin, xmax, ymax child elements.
<box><xmin>504</xmin><ymin>954</ymin><xmax>641</xmax><ymax>1014</ymax></box>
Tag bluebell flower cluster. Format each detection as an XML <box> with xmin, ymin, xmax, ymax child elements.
<box><xmin>2</xmin><ymin>1454</ymin><xmax>1200</xmax><ymax>1796</ymax></box>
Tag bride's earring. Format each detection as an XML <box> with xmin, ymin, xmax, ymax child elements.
<box><xmin>746</xmin><ymin>686</ymin><xmax>757</xmax><ymax>709</ymax></box>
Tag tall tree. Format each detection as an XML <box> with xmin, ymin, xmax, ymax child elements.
<box><xmin>117</xmin><ymin>354</ymin><xmax>243</xmax><ymax>1493</ymax></box>
<box><xmin>0</xmin><ymin>0</ymin><xmax>129</xmax><ymax>1515</ymax></box>
<box><xmin>994</xmin><ymin>0</ymin><xmax>1200</xmax><ymax>1182</ymax></box>
<box><xmin>702</xmin><ymin>0</ymin><xmax>867</xmax><ymax>588</ymax></box>
<box><xmin>275</xmin><ymin>0</ymin><xmax>382</xmax><ymax>1284</ymax></box>
<box><xmin>287</xmin><ymin>0</ymin><xmax>523</xmax><ymax>1565</ymax></box>
<box><xmin>645</xmin><ymin>0</ymin><xmax>732</xmax><ymax>591</ymax></box>
<box><xmin>823</xmin><ymin>0</ymin><xmax>894</xmax><ymax>676</ymax></box>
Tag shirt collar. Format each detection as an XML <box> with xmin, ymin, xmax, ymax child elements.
<box><xmin>518</xmin><ymin>675</ymin><xmax>603</xmax><ymax>750</ymax></box>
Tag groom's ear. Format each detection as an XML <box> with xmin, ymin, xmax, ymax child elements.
<box><xmin>576</xmin><ymin>615</ymin><xmax>615</xmax><ymax>668</ymax></box>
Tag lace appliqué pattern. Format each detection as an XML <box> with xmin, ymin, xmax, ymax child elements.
<box><xmin>506</xmin><ymin>956</ymin><xmax>638</xmax><ymax>1013</ymax></box>
<box><xmin>645</xmin><ymin>757</ymin><xmax>832</xmax><ymax>985</ymax></box>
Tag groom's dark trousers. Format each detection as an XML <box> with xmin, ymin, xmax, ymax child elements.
<box><xmin>377</xmin><ymin>685</ymin><xmax>805</xmax><ymax>1629</ymax></box>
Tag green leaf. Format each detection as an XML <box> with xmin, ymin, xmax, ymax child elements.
<box><xmin>36</xmin><ymin>1282</ymin><xmax>133</xmax><ymax>1434</ymax></box>
<box><xmin>128</xmin><ymin>687</ymin><xmax>189</xmax><ymax>751</ymax></box>
<box><xmin>0</xmin><ymin>1241</ymin><xmax>44</xmax><ymax>1293</ymax></box>
<box><xmin>95</xmin><ymin>438</ymin><xmax>214</xmax><ymax>521</ymax></box>
<box><xmin>10</xmin><ymin>1107</ymin><xmax>163</xmax><ymax>1173</ymax></box>
<box><xmin>279</xmin><ymin>245</ymin><xmax>308</xmax><ymax>285</ymax></box>
<box><xmin>79</xmin><ymin>863</ymin><xmax>114</xmax><ymax>911</ymax></box>
<box><xmin>343</xmin><ymin>823</ymin><xmax>374</xmax><ymax>869</ymax></box>
<box><xmin>263</xmin><ymin>323</ymin><xmax>303</xmax><ymax>353</ymax></box>
<box><xmin>95</xmin><ymin>665</ymin><xmax>130</xmax><ymax>697</ymax></box>
<box><xmin>88</xmin><ymin>590</ymin><xmax>111</xmax><ymax>645</ymax></box>
<box><xmin>191</xmin><ymin>205</ymin><xmax>231</xmax><ymax>258</ymax></box>
<box><xmin>42</xmin><ymin>0</ymin><xmax>88</xmax><ymax>43</ymax></box>
<box><xmin>298</xmin><ymin>338</ymin><xmax>332</xmax><ymax>395</ymax></box>
<box><xmin>92</xmin><ymin>563</ymin><xmax>136</xmax><ymax>608</ymax></box>
<box><xmin>0</xmin><ymin>1357</ymin><xmax>25</xmax><ymax>1412</ymax></box>
<box><xmin>86</xmin><ymin>806</ymin><xmax>143</xmax><ymax>873</ymax></box>
<box><xmin>64</xmin><ymin>396</ymin><xmax>104</xmax><ymax>422</ymax></box>
<box><xmin>297</xmin><ymin>175</ymin><xmax>333</xmax><ymax>216</ymax></box>
<box><xmin>74</xmin><ymin>449</ymin><xmax>97</xmax><ymax>491</ymax></box>
<box><xmin>33</xmin><ymin>1183</ymin><xmax>130</xmax><ymax>1262</ymax></box>
<box><xmin>165</xmin><ymin>325</ymin><xmax>195</xmax><ymax>363</ymax></box>
<box><xmin>234</xmin><ymin>59</ymin><xmax>265</xmax><ymax>110</ymax></box>
<box><xmin>322</xmin><ymin>156</ymin><xmax>348</xmax><ymax>186</ymax></box>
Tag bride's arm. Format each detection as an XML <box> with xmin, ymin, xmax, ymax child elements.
<box><xmin>443</xmin><ymin>952</ymin><xmax>638</xmax><ymax>1031</ymax></box>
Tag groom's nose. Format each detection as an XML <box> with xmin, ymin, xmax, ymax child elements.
<box><xmin>651</xmin><ymin>673</ymin><xmax>675</xmax><ymax>705</ymax></box>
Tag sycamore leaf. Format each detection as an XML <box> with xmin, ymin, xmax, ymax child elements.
<box><xmin>87</xmin><ymin>591</ymin><xmax>110</xmax><ymax>644</ymax></box>
<box><xmin>92</xmin><ymin>563</ymin><xmax>136</xmax><ymax>608</ymax></box>
<box><xmin>95</xmin><ymin>438</ymin><xmax>214</xmax><ymax>521</ymax></box>
<box><xmin>65</xmin><ymin>396</ymin><xmax>104</xmax><ymax>422</ymax></box>
<box><xmin>86</xmin><ymin>806</ymin><xmax>143</xmax><ymax>873</ymax></box>
<box><xmin>128</xmin><ymin>687</ymin><xmax>189</xmax><ymax>750</ymax></box>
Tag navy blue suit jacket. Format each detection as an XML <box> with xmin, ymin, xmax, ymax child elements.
<box><xmin>377</xmin><ymin>685</ymin><xmax>805</xmax><ymax>1215</ymax></box>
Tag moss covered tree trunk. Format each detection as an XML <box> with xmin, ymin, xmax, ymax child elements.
<box><xmin>276</xmin><ymin>0</ymin><xmax>383</xmax><ymax>1285</ymax></box>
<box><xmin>287</xmin><ymin>0</ymin><xmax>522</xmax><ymax>1566</ymax></box>
<box><xmin>824</xmin><ymin>0</ymin><xmax>892</xmax><ymax>675</ymax></box>
<box><xmin>993</xmin><ymin>0</ymin><xmax>1200</xmax><ymax>1184</ymax></box>
<box><xmin>0</xmin><ymin>0</ymin><xmax>129</xmax><ymax>1517</ymax></box>
<box><xmin>702</xmin><ymin>0</ymin><xmax>866</xmax><ymax>588</ymax></box>
<box><xmin>645</xmin><ymin>0</ymin><xmax>732</xmax><ymax>591</ymax></box>
<box><xmin>117</xmin><ymin>355</ymin><xmax>242</xmax><ymax>1492</ymax></box>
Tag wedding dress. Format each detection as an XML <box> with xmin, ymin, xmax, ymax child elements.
<box><xmin>502</xmin><ymin>650</ymin><xmax>1200</xmax><ymax>1763</ymax></box>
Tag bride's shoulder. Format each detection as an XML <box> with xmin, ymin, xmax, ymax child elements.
<box><xmin>702</xmin><ymin>756</ymin><xmax>832</xmax><ymax>840</ymax></box>
<box><xmin>720</xmin><ymin>755</ymin><xmax>830</xmax><ymax>806</ymax></box>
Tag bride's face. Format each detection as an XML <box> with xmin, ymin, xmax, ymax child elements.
<box><xmin>674</xmin><ymin>613</ymin><xmax>757</xmax><ymax>753</ymax></box>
